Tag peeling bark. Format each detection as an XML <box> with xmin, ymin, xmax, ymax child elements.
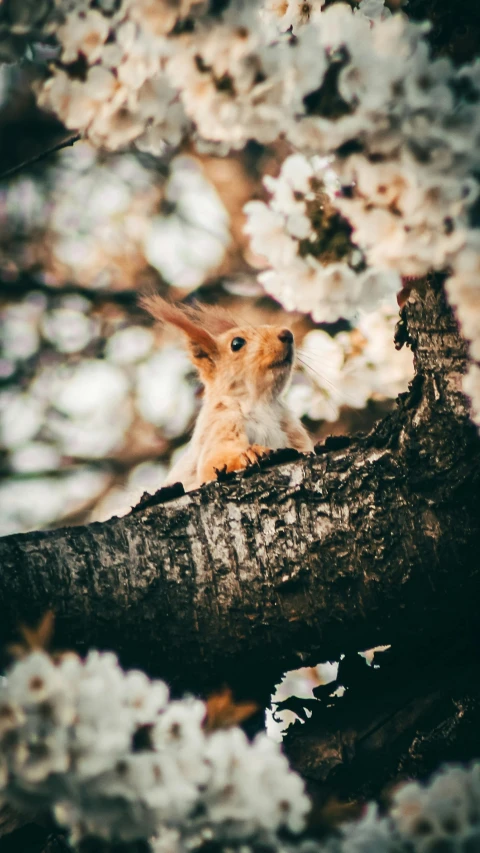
<box><xmin>0</xmin><ymin>282</ymin><xmax>479</xmax><ymax>706</ymax></box>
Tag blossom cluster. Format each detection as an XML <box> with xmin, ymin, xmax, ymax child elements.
<box><xmin>2</xmin><ymin>648</ymin><xmax>479</xmax><ymax>853</ymax></box>
<box><xmin>289</xmin><ymin>307</ymin><xmax>413</xmax><ymax>422</ymax></box>
<box><xmin>32</xmin><ymin>0</ymin><xmax>325</xmax><ymax>153</ymax></box>
<box><xmin>323</xmin><ymin>762</ymin><xmax>480</xmax><ymax>853</ymax></box>
<box><xmin>4</xmin><ymin>0</ymin><xmax>480</xmax><ymax>437</ymax></box>
<box><xmin>0</xmin><ymin>650</ymin><xmax>309</xmax><ymax>847</ymax></box>
<box><xmin>244</xmin><ymin>154</ymin><xmax>401</xmax><ymax>323</ymax></box>
<box><xmin>0</xmin><ymin>143</ymin><xmax>230</xmax><ymax>290</ymax></box>
<box><xmin>28</xmin><ymin>0</ymin><xmax>480</xmax><ymax>274</ymax></box>
<box><xmin>29</xmin><ymin>0</ymin><xmax>401</xmax><ymax>158</ymax></box>
<box><xmin>35</xmin><ymin>0</ymin><xmax>190</xmax><ymax>154</ymax></box>
<box><xmin>290</xmin><ymin>10</ymin><xmax>480</xmax><ymax>277</ymax></box>
<box><xmin>0</xmin><ymin>282</ymin><xmax>201</xmax><ymax>534</ymax></box>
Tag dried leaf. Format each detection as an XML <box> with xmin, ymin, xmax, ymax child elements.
<box><xmin>396</xmin><ymin>286</ymin><xmax>411</xmax><ymax>309</ymax></box>
<box><xmin>204</xmin><ymin>687</ymin><xmax>258</xmax><ymax>732</ymax></box>
<box><xmin>308</xmin><ymin>796</ymin><xmax>364</xmax><ymax>836</ymax></box>
<box><xmin>19</xmin><ymin>612</ymin><xmax>55</xmax><ymax>653</ymax></box>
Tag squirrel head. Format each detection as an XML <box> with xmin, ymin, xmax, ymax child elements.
<box><xmin>140</xmin><ymin>295</ymin><xmax>295</xmax><ymax>403</ymax></box>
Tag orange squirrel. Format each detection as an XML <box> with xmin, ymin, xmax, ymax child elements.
<box><xmin>141</xmin><ymin>295</ymin><xmax>313</xmax><ymax>491</ymax></box>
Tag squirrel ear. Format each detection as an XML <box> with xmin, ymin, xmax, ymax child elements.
<box><xmin>140</xmin><ymin>294</ymin><xmax>218</xmax><ymax>376</ymax></box>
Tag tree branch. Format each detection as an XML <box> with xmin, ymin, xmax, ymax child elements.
<box><xmin>0</xmin><ymin>282</ymin><xmax>478</xmax><ymax>701</ymax></box>
<box><xmin>0</xmin><ymin>133</ymin><xmax>81</xmax><ymax>183</ymax></box>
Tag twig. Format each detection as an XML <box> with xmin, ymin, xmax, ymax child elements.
<box><xmin>0</xmin><ymin>133</ymin><xmax>82</xmax><ymax>183</ymax></box>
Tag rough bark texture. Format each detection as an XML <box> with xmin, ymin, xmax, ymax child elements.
<box><xmin>0</xmin><ymin>281</ymin><xmax>479</xmax><ymax>710</ymax></box>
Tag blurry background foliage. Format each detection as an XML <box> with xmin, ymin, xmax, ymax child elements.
<box><xmin>0</xmin><ymin>63</ymin><xmax>413</xmax><ymax>538</ymax></box>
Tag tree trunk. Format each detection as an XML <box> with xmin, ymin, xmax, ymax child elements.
<box><xmin>0</xmin><ymin>280</ymin><xmax>478</xmax><ymax>712</ymax></box>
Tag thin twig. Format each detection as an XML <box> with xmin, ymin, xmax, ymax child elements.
<box><xmin>0</xmin><ymin>133</ymin><xmax>82</xmax><ymax>183</ymax></box>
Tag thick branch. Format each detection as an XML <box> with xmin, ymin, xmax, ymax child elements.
<box><xmin>0</xmin><ymin>282</ymin><xmax>479</xmax><ymax>698</ymax></box>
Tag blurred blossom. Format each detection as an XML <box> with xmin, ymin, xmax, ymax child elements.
<box><xmin>46</xmin><ymin>411</ymin><xmax>126</xmax><ymax>458</ymax></box>
<box><xmin>128</xmin><ymin>459</ymin><xmax>168</xmax><ymax>493</ymax></box>
<box><xmin>223</xmin><ymin>277</ymin><xmax>264</xmax><ymax>297</ymax></box>
<box><xmin>0</xmin><ymin>144</ymin><xmax>233</xmax><ymax>294</ymax></box>
<box><xmin>93</xmin><ymin>461</ymin><xmax>169</xmax><ymax>522</ymax></box>
<box><xmin>41</xmin><ymin>308</ymin><xmax>97</xmax><ymax>353</ymax></box>
<box><xmin>0</xmin><ymin>358</ymin><xmax>15</xmax><ymax>378</ymax></box>
<box><xmin>48</xmin><ymin>360</ymin><xmax>132</xmax><ymax>458</ymax></box>
<box><xmin>2</xmin><ymin>304</ymin><xmax>41</xmax><ymax>360</ymax></box>
<box><xmin>10</xmin><ymin>441</ymin><xmax>61</xmax><ymax>474</ymax></box>
<box><xmin>51</xmin><ymin>361</ymin><xmax>129</xmax><ymax>419</ymax></box>
<box><xmin>0</xmin><ymin>649</ymin><xmax>309</xmax><ymax>844</ymax></box>
<box><xmin>49</xmin><ymin>145</ymin><xmax>157</xmax><ymax>287</ymax></box>
<box><xmin>0</xmin><ymin>391</ymin><xmax>45</xmax><ymax>449</ymax></box>
<box><xmin>169</xmin><ymin>442</ymin><xmax>189</xmax><ymax>470</ymax></box>
<box><xmin>1</xmin><ymin>292</ymin><xmax>46</xmax><ymax>362</ymax></box>
<box><xmin>0</xmin><ymin>477</ymin><xmax>68</xmax><ymax>535</ymax></box>
<box><xmin>2</xmin><ymin>176</ymin><xmax>45</xmax><ymax>232</ymax></box>
<box><xmin>290</xmin><ymin>309</ymin><xmax>413</xmax><ymax>422</ymax></box>
<box><xmin>0</xmin><ymin>141</ymin><xmax>165</xmax><ymax>290</ymax></box>
<box><xmin>0</xmin><ymin>468</ymin><xmax>111</xmax><ymax>536</ymax></box>
<box><xmin>144</xmin><ymin>156</ymin><xmax>231</xmax><ymax>289</ymax></box>
<box><xmin>63</xmin><ymin>467</ymin><xmax>112</xmax><ymax>512</ymax></box>
<box><xmin>136</xmin><ymin>346</ymin><xmax>197</xmax><ymax>438</ymax></box>
<box><xmin>106</xmin><ymin>325</ymin><xmax>155</xmax><ymax>365</ymax></box>
<box><xmin>391</xmin><ymin>764</ymin><xmax>480</xmax><ymax>850</ymax></box>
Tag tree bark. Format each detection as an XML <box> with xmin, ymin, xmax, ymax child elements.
<box><xmin>280</xmin><ymin>638</ymin><xmax>480</xmax><ymax>810</ymax></box>
<box><xmin>0</xmin><ymin>280</ymin><xmax>478</xmax><ymax>704</ymax></box>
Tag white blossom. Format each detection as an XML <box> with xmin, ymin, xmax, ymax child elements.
<box><xmin>0</xmin><ymin>469</ymin><xmax>111</xmax><ymax>536</ymax></box>
<box><xmin>290</xmin><ymin>308</ymin><xmax>413</xmax><ymax>422</ymax></box>
<box><xmin>136</xmin><ymin>346</ymin><xmax>197</xmax><ymax>438</ymax></box>
<box><xmin>245</xmin><ymin>153</ymin><xmax>402</xmax><ymax>322</ymax></box>
<box><xmin>0</xmin><ymin>650</ymin><xmax>310</xmax><ymax>846</ymax></box>
<box><xmin>56</xmin><ymin>9</ymin><xmax>110</xmax><ymax>64</ymax></box>
<box><xmin>392</xmin><ymin>763</ymin><xmax>480</xmax><ymax>851</ymax></box>
<box><xmin>144</xmin><ymin>156</ymin><xmax>231</xmax><ymax>289</ymax></box>
<box><xmin>446</xmin><ymin>235</ymin><xmax>480</xmax><ymax>362</ymax></box>
<box><xmin>106</xmin><ymin>326</ymin><xmax>155</xmax><ymax>366</ymax></box>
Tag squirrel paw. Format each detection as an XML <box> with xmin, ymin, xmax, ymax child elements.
<box><xmin>200</xmin><ymin>445</ymin><xmax>271</xmax><ymax>483</ymax></box>
<box><xmin>242</xmin><ymin>445</ymin><xmax>270</xmax><ymax>466</ymax></box>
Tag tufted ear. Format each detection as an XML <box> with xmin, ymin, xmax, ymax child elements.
<box><xmin>140</xmin><ymin>295</ymin><xmax>219</xmax><ymax>380</ymax></box>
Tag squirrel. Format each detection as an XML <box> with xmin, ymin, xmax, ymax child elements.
<box><xmin>140</xmin><ymin>295</ymin><xmax>314</xmax><ymax>491</ymax></box>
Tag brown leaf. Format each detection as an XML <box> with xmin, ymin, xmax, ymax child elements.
<box><xmin>19</xmin><ymin>612</ymin><xmax>55</xmax><ymax>653</ymax></box>
<box><xmin>396</xmin><ymin>286</ymin><xmax>412</xmax><ymax>309</ymax></box>
<box><xmin>204</xmin><ymin>687</ymin><xmax>258</xmax><ymax>732</ymax></box>
<box><xmin>308</xmin><ymin>795</ymin><xmax>365</xmax><ymax>838</ymax></box>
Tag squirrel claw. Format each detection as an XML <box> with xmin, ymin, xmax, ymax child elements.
<box><xmin>242</xmin><ymin>445</ymin><xmax>270</xmax><ymax>467</ymax></box>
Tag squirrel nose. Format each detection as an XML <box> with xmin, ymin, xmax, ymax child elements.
<box><xmin>278</xmin><ymin>329</ymin><xmax>294</xmax><ymax>344</ymax></box>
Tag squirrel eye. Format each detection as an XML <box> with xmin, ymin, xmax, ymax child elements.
<box><xmin>231</xmin><ymin>337</ymin><xmax>246</xmax><ymax>352</ymax></box>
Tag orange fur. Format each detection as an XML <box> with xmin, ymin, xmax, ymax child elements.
<box><xmin>141</xmin><ymin>295</ymin><xmax>313</xmax><ymax>490</ymax></box>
